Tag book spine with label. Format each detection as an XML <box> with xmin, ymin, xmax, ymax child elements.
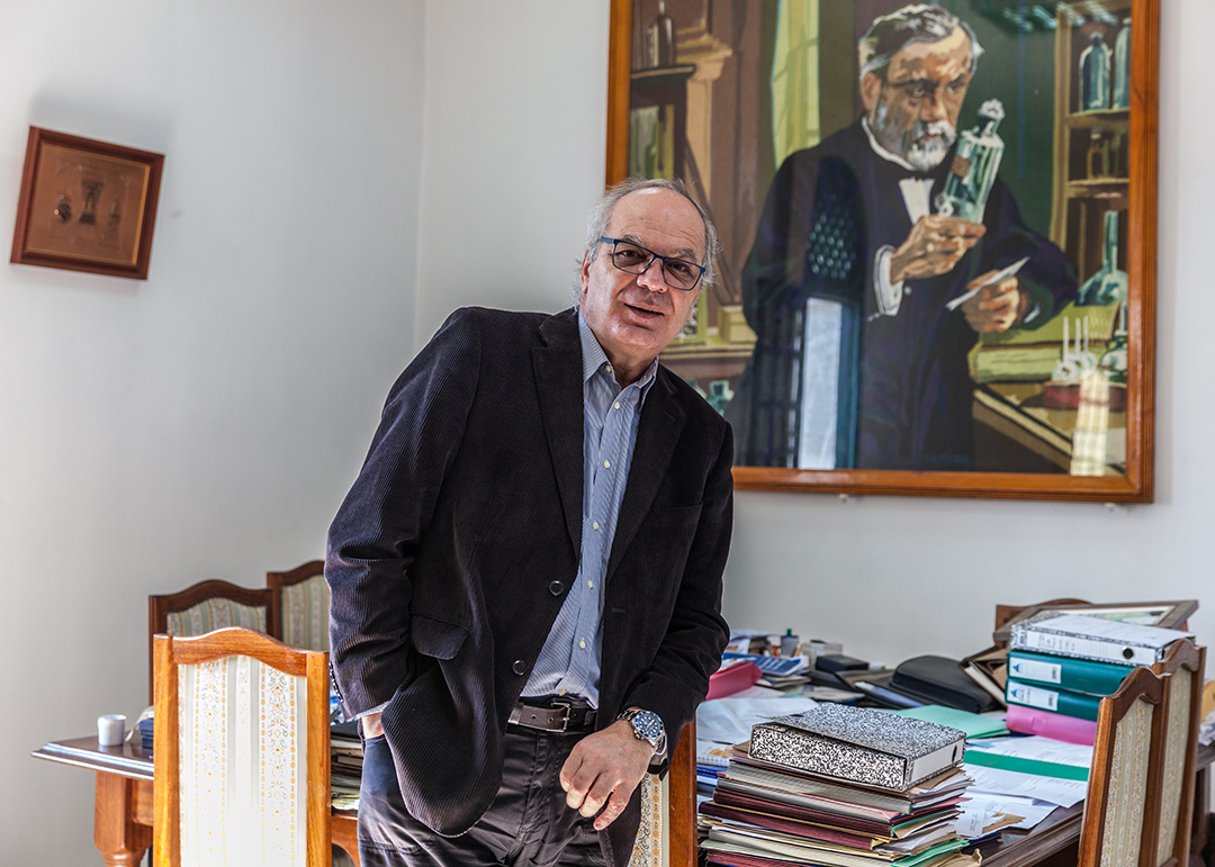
<box><xmin>1006</xmin><ymin>679</ymin><xmax>1102</xmax><ymax>721</ymax></box>
<box><xmin>1010</xmin><ymin>627</ymin><xmax>1156</xmax><ymax>666</ymax></box>
<box><xmin>1007</xmin><ymin>650</ymin><xmax>1130</xmax><ymax>696</ymax></box>
<box><xmin>1005</xmin><ymin>704</ymin><xmax>1097</xmax><ymax>745</ymax></box>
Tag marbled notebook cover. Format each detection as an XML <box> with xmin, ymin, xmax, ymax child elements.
<box><xmin>749</xmin><ymin>703</ymin><xmax>965</xmax><ymax>790</ymax></box>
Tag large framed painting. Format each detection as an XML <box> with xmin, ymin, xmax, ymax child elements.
<box><xmin>606</xmin><ymin>0</ymin><xmax>1158</xmax><ymax>501</ymax></box>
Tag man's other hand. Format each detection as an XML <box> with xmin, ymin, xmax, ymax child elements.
<box><xmin>891</xmin><ymin>215</ymin><xmax>985</xmax><ymax>283</ymax></box>
<box><xmin>360</xmin><ymin>711</ymin><xmax>385</xmax><ymax>739</ymax></box>
<box><xmin>558</xmin><ymin>720</ymin><xmax>654</xmax><ymax>831</ymax></box>
<box><xmin>961</xmin><ymin>272</ymin><xmax>1025</xmax><ymax>333</ymax></box>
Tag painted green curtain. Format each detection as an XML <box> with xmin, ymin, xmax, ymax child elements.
<box><xmin>771</xmin><ymin>0</ymin><xmax>821</xmax><ymax>168</ymax></box>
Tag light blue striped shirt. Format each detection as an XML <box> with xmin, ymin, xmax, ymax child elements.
<box><xmin>521</xmin><ymin>312</ymin><xmax>656</xmax><ymax>706</ymax></box>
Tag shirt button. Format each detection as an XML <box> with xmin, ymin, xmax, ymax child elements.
<box><xmin>579</xmin><ymin>639</ymin><xmax>587</xmax><ymax>650</ymax></box>
<box><xmin>511</xmin><ymin>659</ymin><xmax>528</xmax><ymax>676</ymax></box>
<box><xmin>613</xmin><ymin>402</ymin><xmax>621</xmax><ymax>410</ymax></box>
<box><xmin>587</xmin><ymin>580</ymin><xmax>595</xmax><ymax>589</ymax></box>
<box><xmin>592</xmin><ymin>521</ymin><xmax>601</xmax><ymax>531</ymax></box>
<box><xmin>548</xmin><ymin>580</ymin><xmax>564</xmax><ymax>596</ymax></box>
<box><xmin>603</xmin><ymin>460</ymin><xmax>611</xmax><ymax>469</ymax></box>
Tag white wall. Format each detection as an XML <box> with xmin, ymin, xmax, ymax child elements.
<box><xmin>0</xmin><ymin>1</ymin><xmax>427</xmax><ymax>862</ymax></box>
<box><xmin>419</xmin><ymin>0</ymin><xmax>1212</xmax><ymax>669</ymax></box>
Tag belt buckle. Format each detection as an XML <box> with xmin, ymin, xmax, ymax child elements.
<box><xmin>550</xmin><ymin>696</ymin><xmax>576</xmax><ymax>732</ymax></box>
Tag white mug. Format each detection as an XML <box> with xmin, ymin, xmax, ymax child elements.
<box><xmin>97</xmin><ymin>714</ymin><xmax>126</xmax><ymax>747</ymax></box>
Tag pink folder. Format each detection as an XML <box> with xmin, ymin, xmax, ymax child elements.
<box><xmin>1006</xmin><ymin>703</ymin><xmax>1097</xmax><ymax>745</ymax></box>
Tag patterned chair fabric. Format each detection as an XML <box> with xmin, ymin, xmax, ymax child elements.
<box><xmin>166</xmin><ymin>599</ymin><xmax>267</xmax><ymax>637</ymax></box>
<box><xmin>280</xmin><ymin>573</ymin><xmax>330</xmax><ymax>652</ymax></box>
<box><xmin>177</xmin><ymin>654</ymin><xmax>309</xmax><ymax>865</ymax></box>
<box><xmin>628</xmin><ymin>773</ymin><xmax>668</xmax><ymax>867</ymax></box>
<box><xmin>1098</xmin><ymin>696</ymin><xmax>1154</xmax><ymax>867</ymax></box>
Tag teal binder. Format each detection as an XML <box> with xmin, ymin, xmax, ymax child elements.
<box><xmin>1007</xmin><ymin>650</ymin><xmax>1130</xmax><ymax>696</ymax></box>
<box><xmin>1006</xmin><ymin>678</ymin><xmax>1102</xmax><ymax>721</ymax></box>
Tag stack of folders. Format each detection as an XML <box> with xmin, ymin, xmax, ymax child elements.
<box><xmin>330</xmin><ymin>720</ymin><xmax>364</xmax><ymax>812</ymax></box>
<box><xmin>1004</xmin><ymin>613</ymin><xmax>1195</xmax><ymax>745</ymax></box>
<box><xmin>698</xmin><ymin>705</ymin><xmax>979</xmax><ymax>867</ymax></box>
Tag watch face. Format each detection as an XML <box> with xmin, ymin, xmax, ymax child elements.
<box><xmin>630</xmin><ymin>710</ymin><xmax>664</xmax><ymax>743</ymax></box>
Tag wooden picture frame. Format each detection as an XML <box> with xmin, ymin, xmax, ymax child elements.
<box><xmin>11</xmin><ymin>127</ymin><xmax>164</xmax><ymax>280</ymax></box>
<box><xmin>607</xmin><ymin>0</ymin><xmax>1158</xmax><ymax>501</ymax></box>
<box><xmin>993</xmin><ymin>598</ymin><xmax>1197</xmax><ymax>643</ymax></box>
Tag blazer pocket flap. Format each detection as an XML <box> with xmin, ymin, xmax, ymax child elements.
<box><xmin>411</xmin><ymin>614</ymin><xmax>469</xmax><ymax>660</ymax></box>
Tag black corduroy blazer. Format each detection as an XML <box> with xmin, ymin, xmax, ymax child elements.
<box><xmin>326</xmin><ymin>306</ymin><xmax>733</xmax><ymax>860</ymax></box>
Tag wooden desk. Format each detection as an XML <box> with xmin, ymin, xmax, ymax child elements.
<box><xmin>32</xmin><ymin>735</ymin><xmax>360</xmax><ymax>866</ymax></box>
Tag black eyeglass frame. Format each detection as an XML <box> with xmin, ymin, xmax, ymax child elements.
<box><xmin>597</xmin><ymin>235</ymin><xmax>706</xmax><ymax>291</ymax></box>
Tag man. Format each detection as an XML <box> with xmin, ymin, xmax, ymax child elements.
<box><xmin>728</xmin><ymin>3</ymin><xmax>1074</xmax><ymax>470</ymax></box>
<box><xmin>326</xmin><ymin>178</ymin><xmax>733</xmax><ymax>866</ymax></box>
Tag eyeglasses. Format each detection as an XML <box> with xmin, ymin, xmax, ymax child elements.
<box><xmin>598</xmin><ymin>236</ymin><xmax>705</xmax><ymax>291</ymax></box>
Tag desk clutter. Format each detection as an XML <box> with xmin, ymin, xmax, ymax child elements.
<box><xmin>698</xmin><ymin>603</ymin><xmax>1211</xmax><ymax>865</ymax></box>
<box><xmin>699</xmin><ymin>704</ymin><xmax>983</xmax><ymax>867</ymax></box>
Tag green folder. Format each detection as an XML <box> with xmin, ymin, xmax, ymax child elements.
<box><xmin>892</xmin><ymin>704</ymin><xmax>1008</xmax><ymax>739</ymax></box>
<box><xmin>1006</xmin><ymin>679</ymin><xmax>1103</xmax><ymax>721</ymax></box>
<box><xmin>964</xmin><ymin>746</ymin><xmax>1090</xmax><ymax>781</ymax></box>
<box><xmin>1008</xmin><ymin>650</ymin><xmax>1131</xmax><ymax>696</ymax></box>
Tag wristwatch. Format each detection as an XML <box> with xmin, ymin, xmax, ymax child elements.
<box><xmin>617</xmin><ymin>707</ymin><xmax>667</xmax><ymax>757</ymax></box>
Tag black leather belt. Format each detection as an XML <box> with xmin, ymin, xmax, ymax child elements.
<box><xmin>509</xmin><ymin>698</ymin><xmax>597</xmax><ymax>733</ymax></box>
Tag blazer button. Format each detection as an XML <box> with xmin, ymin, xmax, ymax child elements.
<box><xmin>512</xmin><ymin>659</ymin><xmax>528</xmax><ymax>676</ymax></box>
<box><xmin>548</xmin><ymin>580</ymin><xmax>564</xmax><ymax>596</ymax></box>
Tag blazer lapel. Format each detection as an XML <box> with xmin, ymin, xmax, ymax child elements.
<box><xmin>532</xmin><ymin>312</ymin><xmax>584</xmax><ymax>558</ymax></box>
<box><xmin>606</xmin><ymin>371</ymin><xmax>684</xmax><ymax>583</ymax></box>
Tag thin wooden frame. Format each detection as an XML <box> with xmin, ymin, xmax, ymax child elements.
<box><xmin>153</xmin><ymin>628</ymin><xmax>331</xmax><ymax>867</ymax></box>
<box><xmin>993</xmin><ymin>598</ymin><xmax>1197</xmax><ymax>643</ymax></box>
<box><xmin>606</xmin><ymin>0</ymin><xmax>1159</xmax><ymax>501</ymax></box>
<box><xmin>11</xmin><ymin>126</ymin><xmax>164</xmax><ymax>279</ymax></box>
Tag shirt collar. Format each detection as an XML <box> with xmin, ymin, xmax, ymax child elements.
<box><xmin>577</xmin><ymin>310</ymin><xmax>658</xmax><ymax>392</ymax></box>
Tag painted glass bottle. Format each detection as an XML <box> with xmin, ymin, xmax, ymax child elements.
<box><xmin>935</xmin><ymin>100</ymin><xmax>1005</xmax><ymax>223</ymax></box>
<box><xmin>1079</xmin><ymin>32</ymin><xmax>1111</xmax><ymax>111</ymax></box>
<box><xmin>1079</xmin><ymin>210</ymin><xmax>1128</xmax><ymax>306</ymax></box>
<box><xmin>1113</xmin><ymin>18</ymin><xmax>1131</xmax><ymax>109</ymax></box>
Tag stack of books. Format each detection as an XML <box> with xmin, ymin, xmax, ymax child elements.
<box><xmin>1004</xmin><ymin>613</ymin><xmax>1194</xmax><ymax>745</ymax></box>
<box><xmin>329</xmin><ymin>720</ymin><xmax>364</xmax><ymax>812</ymax></box>
<box><xmin>698</xmin><ymin>705</ymin><xmax>979</xmax><ymax>867</ymax></box>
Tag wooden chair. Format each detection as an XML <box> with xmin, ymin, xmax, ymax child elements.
<box><xmin>267</xmin><ymin>560</ymin><xmax>330</xmax><ymax>651</ymax></box>
<box><xmin>148</xmin><ymin>579</ymin><xmax>281</xmax><ymax>701</ymax></box>
<box><xmin>153</xmin><ymin>627</ymin><xmax>331</xmax><ymax>867</ymax></box>
<box><xmin>1150</xmin><ymin>640</ymin><xmax>1206</xmax><ymax>867</ymax></box>
<box><xmin>628</xmin><ymin>722</ymin><xmax>698</xmax><ymax>867</ymax></box>
<box><xmin>1078</xmin><ymin>664</ymin><xmax>1168</xmax><ymax>867</ymax></box>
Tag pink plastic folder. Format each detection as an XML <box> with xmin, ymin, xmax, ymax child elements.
<box><xmin>1005</xmin><ymin>703</ymin><xmax>1097</xmax><ymax>745</ymax></box>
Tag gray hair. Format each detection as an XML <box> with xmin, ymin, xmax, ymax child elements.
<box><xmin>583</xmin><ymin>177</ymin><xmax>718</xmax><ymax>289</ymax></box>
<box><xmin>858</xmin><ymin>4</ymin><xmax>984</xmax><ymax>80</ymax></box>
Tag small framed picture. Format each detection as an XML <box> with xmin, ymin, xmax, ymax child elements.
<box><xmin>993</xmin><ymin>598</ymin><xmax>1197</xmax><ymax>643</ymax></box>
<box><xmin>10</xmin><ymin>127</ymin><xmax>164</xmax><ymax>280</ymax></box>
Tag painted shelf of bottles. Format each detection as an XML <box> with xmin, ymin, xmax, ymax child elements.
<box><xmin>1051</xmin><ymin>0</ymin><xmax>1132</xmax><ymax>281</ymax></box>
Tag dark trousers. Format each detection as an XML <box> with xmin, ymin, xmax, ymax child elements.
<box><xmin>358</xmin><ymin>726</ymin><xmax>614</xmax><ymax>866</ymax></box>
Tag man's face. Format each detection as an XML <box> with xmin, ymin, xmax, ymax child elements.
<box><xmin>861</xmin><ymin>25</ymin><xmax>973</xmax><ymax>171</ymax></box>
<box><xmin>579</xmin><ymin>188</ymin><xmax>705</xmax><ymax>382</ymax></box>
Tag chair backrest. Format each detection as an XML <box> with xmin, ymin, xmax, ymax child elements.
<box><xmin>153</xmin><ymin>627</ymin><xmax>331</xmax><ymax>867</ymax></box>
<box><xmin>267</xmin><ymin>560</ymin><xmax>329</xmax><ymax>652</ymax></box>
<box><xmin>1150</xmin><ymin>640</ymin><xmax>1206</xmax><ymax>867</ymax></box>
<box><xmin>1078</xmin><ymin>664</ymin><xmax>1168</xmax><ymax>867</ymax></box>
<box><xmin>148</xmin><ymin>579</ymin><xmax>282</xmax><ymax>701</ymax></box>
